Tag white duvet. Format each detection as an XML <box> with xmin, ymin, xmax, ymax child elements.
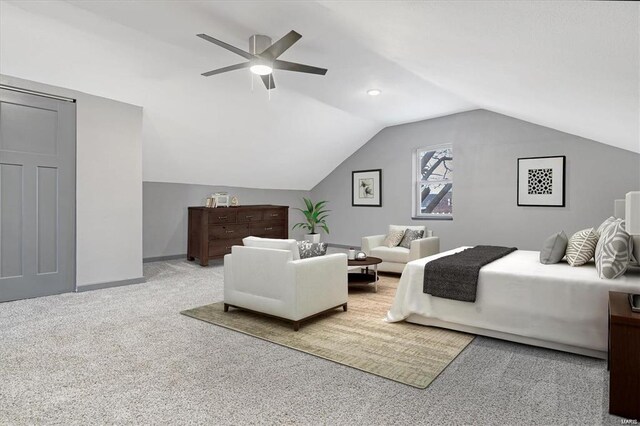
<box><xmin>387</xmin><ymin>248</ymin><xmax>640</xmax><ymax>355</ymax></box>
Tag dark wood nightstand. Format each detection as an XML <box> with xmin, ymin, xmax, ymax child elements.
<box><xmin>608</xmin><ymin>291</ymin><xmax>640</xmax><ymax>420</ymax></box>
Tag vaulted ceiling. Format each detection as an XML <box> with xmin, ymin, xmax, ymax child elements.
<box><xmin>1</xmin><ymin>1</ymin><xmax>637</xmax><ymax>190</ymax></box>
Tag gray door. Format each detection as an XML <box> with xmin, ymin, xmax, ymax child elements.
<box><xmin>0</xmin><ymin>88</ymin><xmax>76</xmax><ymax>302</ymax></box>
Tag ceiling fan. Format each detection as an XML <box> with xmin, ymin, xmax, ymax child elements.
<box><xmin>197</xmin><ymin>30</ymin><xmax>327</xmax><ymax>90</ymax></box>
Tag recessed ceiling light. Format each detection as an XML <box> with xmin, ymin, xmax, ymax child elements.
<box><xmin>367</xmin><ymin>89</ymin><xmax>381</xmax><ymax>96</ymax></box>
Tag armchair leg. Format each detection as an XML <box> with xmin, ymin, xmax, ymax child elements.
<box><xmin>293</xmin><ymin>321</ymin><xmax>300</xmax><ymax>332</ymax></box>
<box><xmin>224</xmin><ymin>303</ymin><xmax>229</xmax><ymax>312</ymax></box>
<box><xmin>343</xmin><ymin>303</ymin><xmax>348</xmax><ymax>312</ymax></box>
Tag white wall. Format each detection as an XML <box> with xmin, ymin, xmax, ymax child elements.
<box><xmin>1</xmin><ymin>74</ymin><xmax>144</xmax><ymax>288</ymax></box>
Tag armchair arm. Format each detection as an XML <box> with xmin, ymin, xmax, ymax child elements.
<box><xmin>361</xmin><ymin>235</ymin><xmax>386</xmax><ymax>255</ymax></box>
<box><xmin>290</xmin><ymin>253</ymin><xmax>348</xmax><ymax>320</ymax></box>
<box><xmin>409</xmin><ymin>236</ymin><xmax>440</xmax><ymax>261</ymax></box>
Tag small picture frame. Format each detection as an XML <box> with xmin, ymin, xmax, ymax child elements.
<box><xmin>517</xmin><ymin>156</ymin><xmax>566</xmax><ymax>207</ymax></box>
<box><xmin>352</xmin><ymin>169</ymin><xmax>382</xmax><ymax>207</ymax></box>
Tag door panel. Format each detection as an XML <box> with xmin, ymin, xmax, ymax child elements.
<box><xmin>0</xmin><ymin>163</ymin><xmax>23</xmax><ymax>278</ymax></box>
<box><xmin>0</xmin><ymin>88</ymin><xmax>75</xmax><ymax>302</ymax></box>
<box><xmin>37</xmin><ymin>166</ymin><xmax>58</xmax><ymax>274</ymax></box>
<box><xmin>0</xmin><ymin>102</ymin><xmax>58</xmax><ymax>155</ymax></box>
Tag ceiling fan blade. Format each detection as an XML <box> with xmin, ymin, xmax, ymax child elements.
<box><xmin>197</xmin><ymin>33</ymin><xmax>254</xmax><ymax>60</ymax></box>
<box><xmin>260</xmin><ymin>30</ymin><xmax>302</xmax><ymax>60</ymax></box>
<box><xmin>273</xmin><ymin>60</ymin><xmax>327</xmax><ymax>75</ymax></box>
<box><xmin>260</xmin><ymin>74</ymin><xmax>276</xmax><ymax>90</ymax></box>
<box><xmin>201</xmin><ymin>62</ymin><xmax>251</xmax><ymax>77</ymax></box>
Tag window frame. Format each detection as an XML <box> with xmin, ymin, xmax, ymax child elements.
<box><xmin>412</xmin><ymin>143</ymin><xmax>453</xmax><ymax>220</ymax></box>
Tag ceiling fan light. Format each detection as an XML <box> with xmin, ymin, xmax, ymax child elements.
<box><xmin>367</xmin><ymin>89</ymin><xmax>381</xmax><ymax>96</ymax></box>
<box><xmin>250</xmin><ymin>64</ymin><xmax>273</xmax><ymax>75</ymax></box>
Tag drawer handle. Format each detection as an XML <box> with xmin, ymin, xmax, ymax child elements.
<box><xmin>218</xmin><ymin>216</ymin><xmax>228</xmax><ymax>220</ymax></box>
<box><xmin>246</xmin><ymin>215</ymin><xmax>253</xmax><ymax>218</ymax></box>
<box><xmin>226</xmin><ymin>230</ymin><xmax>234</xmax><ymax>234</ymax></box>
<box><xmin>270</xmin><ymin>214</ymin><xmax>279</xmax><ymax>217</ymax></box>
<box><xmin>265</xmin><ymin>227</ymin><xmax>273</xmax><ymax>231</ymax></box>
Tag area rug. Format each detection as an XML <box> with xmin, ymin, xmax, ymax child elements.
<box><xmin>181</xmin><ymin>275</ymin><xmax>474</xmax><ymax>388</ymax></box>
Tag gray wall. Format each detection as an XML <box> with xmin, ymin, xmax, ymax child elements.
<box><xmin>143</xmin><ymin>182</ymin><xmax>310</xmax><ymax>259</ymax></box>
<box><xmin>311</xmin><ymin>109</ymin><xmax>640</xmax><ymax>251</ymax></box>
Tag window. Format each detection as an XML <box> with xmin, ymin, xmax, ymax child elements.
<box><xmin>414</xmin><ymin>144</ymin><xmax>453</xmax><ymax>219</ymax></box>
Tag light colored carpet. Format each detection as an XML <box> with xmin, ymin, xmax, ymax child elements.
<box><xmin>0</xmin><ymin>259</ymin><xmax>625</xmax><ymax>425</ymax></box>
<box><xmin>182</xmin><ymin>276</ymin><xmax>473</xmax><ymax>388</ymax></box>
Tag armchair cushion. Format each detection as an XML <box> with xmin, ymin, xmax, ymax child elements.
<box><xmin>399</xmin><ymin>229</ymin><xmax>425</xmax><ymax>249</ymax></box>
<box><xmin>297</xmin><ymin>241</ymin><xmax>328</xmax><ymax>259</ymax></box>
<box><xmin>371</xmin><ymin>246</ymin><xmax>411</xmax><ymax>263</ymax></box>
<box><xmin>243</xmin><ymin>236</ymin><xmax>300</xmax><ymax>260</ymax></box>
<box><xmin>383</xmin><ymin>229</ymin><xmax>406</xmax><ymax>247</ymax></box>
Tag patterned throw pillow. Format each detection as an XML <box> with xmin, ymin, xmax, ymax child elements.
<box><xmin>398</xmin><ymin>229</ymin><xmax>425</xmax><ymax>249</ymax></box>
<box><xmin>597</xmin><ymin>216</ymin><xmax>617</xmax><ymax>235</ymax></box>
<box><xmin>595</xmin><ymin>219</ymin><xmax>632</xmax><ymax>279</ymax></box>
<box><xmin>383</xmin><ymin>229</ymin><xmax>406</xmax><ymax>248</ymax></box>
<box><xmin>297</xmin><ymin>241</ymin><xmax>328</xmax><ymax>259</ymax></box>
<box><xmin>565</xmin><ymin>228</ymin><xmax>599</xmax><ymax>266</ymax></box>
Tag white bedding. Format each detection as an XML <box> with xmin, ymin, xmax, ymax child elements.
<box><xmin>387</xmin><ymin>247</ymin><xmax>640</xmax><ymax>357</ymax></box>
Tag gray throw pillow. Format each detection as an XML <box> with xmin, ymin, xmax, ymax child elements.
<box><xmin>297</xmin><ymin>241</ymin><xmax>328</xmax><ymax>259</ymax></box>
<box><xmin>540</xmin><ymin>231</ymin><xmax>568</xmax><ymax>264</ymax></box>
<box><xmin>398</xmin><ymin>229</ymin><xmax>425</xmax><ymax>249</ymax></box>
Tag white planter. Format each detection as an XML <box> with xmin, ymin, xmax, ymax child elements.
<box><xmin>304</xmin><ymin>233</ymin><xmax>321</xmax><ymax>243</ymax></box>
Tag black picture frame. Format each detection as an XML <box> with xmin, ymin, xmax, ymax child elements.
<box><xmin>517</xmin><ymin>155</ymin><xmax>566</xmax><ymax>207</ymax></box>
<box><xmin>352</xmin><ymin>169</ymin><xmax>382</xmax><ymax>207</ymax></box>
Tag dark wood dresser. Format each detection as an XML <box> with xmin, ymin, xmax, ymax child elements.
<box><xmin>608</xmin><ymin>291</ymin><xmax>640</xmax><ymax>420</ymax></box>
<box><xmin>187</xmin><ymin>205</ymin><xmax>289</xmax><ymax>266</ymax></box>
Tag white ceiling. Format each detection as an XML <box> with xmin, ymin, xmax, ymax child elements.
<box><xmin>1</xmin><ymin>1</ymin><xmax>637</xmax><ymax>190</ymax></box>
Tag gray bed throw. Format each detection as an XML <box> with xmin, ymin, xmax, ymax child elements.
<box><xmin>423</xmin><ymin>246</ymin><xmax>517</xmax><ymax>302</ymax></box>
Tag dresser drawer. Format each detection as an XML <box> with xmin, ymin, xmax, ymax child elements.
<box><xmin>250</xmin><ymin>223</ymin><xmax>285</xmax><ymax>238</ymax></box>
<box><xmin>209</xmin><ymin>224</ymin><xmax>250</xmax><ymax>240</ymax></box>
<box><xmin>208</xmin><ymin>209</ymin><xmax>237</xmax><ymax>224</ymax></box>
<box><xmin>262</xmin><ymin>208</ymin><xmax>286</xmax><ymax>222</ymax></box>
<box><xmin>208</xmin><ymin>239</ymin><xmax>243</xmax><ymax>257</ymax></box>
<box><xmin>237</xmin><ymin>209</ymin><xmax>263</xmax><ymax>223</ymax></box>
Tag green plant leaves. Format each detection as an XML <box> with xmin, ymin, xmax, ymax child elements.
<box><xmin>291</xmin><ymin>198</ymin><xmax>330</xmax><ymax>234</ymax></box>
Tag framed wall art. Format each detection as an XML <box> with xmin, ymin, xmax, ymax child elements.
<box><xmin>352</xmin><ymin>169</ymin><xmax>382</xmax><ymax>207</ymax></box>
<box><xmin>517</xmin><ymin>156</ymin><xmax>566</xmax><ymax>207</ymax></box>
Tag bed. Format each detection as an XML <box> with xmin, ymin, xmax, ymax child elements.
<box><xmin>386</xmin><ymin>247</ymin><xmax>640</xmax><ymax>359</ymax></box>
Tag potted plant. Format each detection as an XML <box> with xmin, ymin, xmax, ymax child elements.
<box><xmin>292</xmin><ymin>197</ymin><xmax>329</xmax><ymax>243</ymax></box>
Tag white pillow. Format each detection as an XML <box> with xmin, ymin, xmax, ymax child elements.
<box><xmin>242</xmin><ymin>236</ymin><xmax>301</xmax><ymax>260</ymax></box>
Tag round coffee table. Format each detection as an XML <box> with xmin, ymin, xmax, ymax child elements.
<box><xmin>347</xmin><ymin>256</ymin><xmax>382</xmax><ymax>292</ymax></box>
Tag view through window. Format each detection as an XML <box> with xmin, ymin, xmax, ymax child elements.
<box><xmin>415</xmin><ymin>145</ymin><xmax>453</xmax><ymax>219</ymax></box>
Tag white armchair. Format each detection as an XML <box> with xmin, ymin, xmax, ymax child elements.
<box><xmin>224</xmin><ymin>237</ymin><xmax>348</xmax><ymax>331</ymax></box>
<box><xmin>362</xmin><ymin>225</ymin><xmax>440</xmax><ymax>273</ymax></box>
